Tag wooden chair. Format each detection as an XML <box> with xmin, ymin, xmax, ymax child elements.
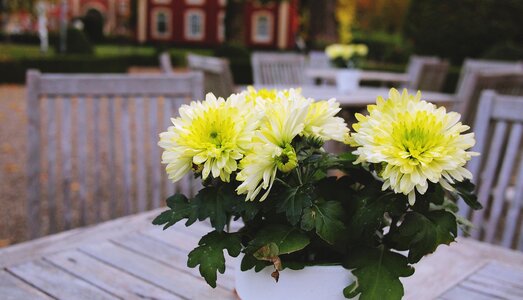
<box><xmin>187</xmin><ymin>53</ymin><xmax>235</xmax><ymax>98</ymax></box>
<box><xmin>251</xmin><ymin>52</ymin><xmax>306</xmax><ymax>85</ymax></box>
<box><xmin>458</xmin><ymin>90</ymin><xmax>523</xmax><ymax>250</ymax></box>
<box><xmin>26</xmin><ymin>70</ymin><xmax>204</xmax><ymax>238</ymax></box>
<box><xmin>456</xmin><ymin>58</ymin><xmax>523</xmax><ymax>92</ymax></box>
<box><xmin>454</xmin><ymin>70</ymin><xmax>523</xmax><ymax>126</ymax></box>
<box><xmin>404</xmin><ymin>55</ymin><xmax>449</xmax><ymax>92</ymax></box>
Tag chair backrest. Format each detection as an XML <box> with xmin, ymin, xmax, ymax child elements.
<box><xmin>187</xmin><ymin>53</ymin><xmax>235</xmax><ymax>98</ymax></box>
<box><xmin>308</xmin><ymin>51</ymin><xmax>330</xmax><ymax>68</ymax></box>
<box><xmin>159</xmin><ymin>51</ymin><xmax>173</xmax><ymax>74</ymax></box>
<box><xmin>405</xmin><ymin>55</ymin><xmax>449</xmax><ymax>91</ymax></box>
<box><xmin>456</xmin><ymin>58</ymin><xmax>522</xmax><ymax>93</ymax></box>
<box><xmin>251</xmin><ymin>52</ymin><xmax>306</xmax><ymax>85</ymax></box>
<box><xmin>458</xmin><ymin>90</ymin><xmax>523</xmax><ymax>250</ymax></box>
<box><xmin>26</xmin><ymin>70</ymin><xmax>204</xmax><ymax>239</ymax></box>
<box><xmin>454</xmin><ymin>70</ymin><xmax>523</xmax><ymax>126</ymax></box>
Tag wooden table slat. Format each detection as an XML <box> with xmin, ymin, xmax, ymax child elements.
<box><xmin>0</xmin><ymin>270</ymin><xmax>52</xmax><ymax>300</ymax></box>
<box><xmin>45</xmin><ymin>249</ymin><xmax>181</xmax><ymax>300</ymax></box>
<box><xmin>111</xmin><ymin>232</ymin><xmax>236</xmax><ymax>290</ymax></box>
<box><xmin>439</xmin><ymin>285</ymin><xmax>500</xmax><ymax>300</ymax></box>
<box><xmin>7</xmin><ymin>260</ymin><xmax>117</xmax><ymax>300</ymax></box>
<box><xmin>80</xmin><ymin>241</ymin><xmax>236</xmax><ymax>299</ymax></box>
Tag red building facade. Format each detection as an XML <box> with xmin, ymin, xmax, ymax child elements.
<box><xmin>139</xmin><ymin>0</ymin><xmax>299</xmax><ymax>49</ymax></box>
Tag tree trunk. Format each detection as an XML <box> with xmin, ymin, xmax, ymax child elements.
<box><xmin>225</xmin><ymin>0</ymin><xmax>246</xmax><ymax>44</ymax></box>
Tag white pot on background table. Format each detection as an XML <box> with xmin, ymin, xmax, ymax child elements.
<box><xmin>336</xmin><ymin>69</ymin><xmax>361</xmax><ymax>93</ymax></box>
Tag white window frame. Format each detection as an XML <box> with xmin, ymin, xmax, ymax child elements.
<box><xmin>152</xmin><ymin>8</ymin><xmax>172</xmax><ymax>39</ymax></box>
<box><xmin>251</xmin><ymin>12</ymin><xmax>273</xmax><ymax>44</ymax></box>
<box><xmin>217</xmin><ymin>11</ymin><xmax>225</xmax><ymax>42</ymax></box>
<box><xmin>219</xmin><ymin>0</ymin><xmax>227</xmax><ymax>6</ymax></box>
<box><xmin>185</xmin><ymin>9</ymin><xmax>205</xmax><ymax>41</ymax></box>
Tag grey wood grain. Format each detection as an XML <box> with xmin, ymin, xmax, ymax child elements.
<box><xmin>45</xmin><ymin>98</ymin><xmax>57</xmax><ymax>234</ymax></box>
<box><xmin>45</xmin><ymin>249</ymin><xmax>181</xmax><ymax>300</ymax></box>
<box><xmin>80</xmin><ymin>241</ymin><xmax>236</xmax><ymax>299</ymax></box>
<box><xmin>0</xmin><ymin>270</ymin><xmax>52</xmax><ymax>300</ymax></box>
<box><xmin>60</xmin><ymin>96</ymin><xmax>73</xmax><ymax>230</ymax></box>
<box><xmin>251</xmin><ymin>52</ymin><xmax>306</xmax><ymax>85</ymax></box>
<box><xmin>76</xmin><ymin>96</ymin><xmax>88</xmax><ymax>225</ymax></box>
<box><xmin>120</xmin><ymin>97</ymin><xmax>132</xmax><ymax>215</ymax></box>
<box><xmin>134</xmin><ymin>96</ymin><xmax>147</xmax><ymax>212</ymax></box>
<box><xmin>8</xmin><ymin>259</ymin><xmax>117</xmax><ymax>299</ymax></box>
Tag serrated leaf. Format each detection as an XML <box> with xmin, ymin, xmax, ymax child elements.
<box><xmin>152</xmin><ymin>194</ymin><xmax>198</xmax><ymax>229</ymax></box>
<box><xmin>247</xmin><ymin>224</ymin><xmax>310</xmax><ymax>256</ymax></box>
<box><xmin>343</xmin><ymin>246</ymin><xmax>414</xmax><ymax>300</ymax></box>
<box><xmin>187</xmin><ymin>231</ymin><xmax>242</xmax><ymax>288</ymax></box>
<box><xmin>453</xmin><ymin>179</ymin><xmax>482</xmax><ymax>210</ymax></box>
<box><xmin>301</xmin><ymin>201</ymin><xmax>346</xmax><ymax>246</ymax></box>
<box><xmin>276</xmin><ymin>186</ymin><xmax>313</xmax><ymax>225</ymax></box>
<box><xmin>386</xmin><ymin>210</ymin><xmax>457</xmax><ymax>263</ymax></box>
<box><xmin>196</xmin><ymin>186</ymin><xmax>236</xmax><ymax>232</ymax></box>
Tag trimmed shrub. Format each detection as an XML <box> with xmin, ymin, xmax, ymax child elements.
<box><xmin>482</xmin><ymin>43</ymin><xmax>523</xmax><ymax>61</ymax></box>
<box><xmin>214</xmin><ymin>43</ymin><xmax>253</xmax><ymax>84</ymax></box>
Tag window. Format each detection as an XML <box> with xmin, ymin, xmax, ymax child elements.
<box><xmin>252</xmin><ymin>12</ymin><xmax>272</xmax><ymax>43</ymax></box>
<box><xmin>217</xmin><ymin>12</ymin><xmax>225</xmax><ymax>42</ymax></box>
<box><xmin>152</xmin><ymin>9</ymin><xmax>171</xmax><ymax>39</ymax></box>
<box><xmin>185</xmin><ymin>10</ymin><xmax>205</xmax><ymax>40</ymax></box>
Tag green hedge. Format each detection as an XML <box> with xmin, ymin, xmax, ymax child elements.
<box><xmin>0</xmin><ymin>53</ymin><xmax>186</xmax><ymax>84</ymax></box>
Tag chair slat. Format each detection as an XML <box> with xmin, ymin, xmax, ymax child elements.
<box><xmin>76</xmin><ymin>96</ymin><xmax>89</xmax><ymax>226</ymax></box>
<box><xmin>45</xmin><ymin>98</ymin><xmax>57</xmax><ymax>234</ymax></box>
<box><xmin>484</xmin><ymin>124</ymin><xmax>522</xmax><ymax>243</ymax></box>
<box><xmin>251</xmin><ymin>52</ymin><xmax>306</xmax><ymax>85</ymax></box>
<box><xmin>120</xmin><ymin>97</ymin><xmax>132</xmax><ymax>215</ymax></box>
<box><xmin>149</xmin><ymin>98</ymin><xmax>161</xmax><ymax>208</ymax></box>
<box><xmin>471</xmin><ymin>121</ymin><xmax>507</xmax><ymax>238</ymax></box>
<box><xmin>134</xmin><ymin>96</ymin><xmax>147</xmax><ymax>212</ymax></box>
<box><xmin>162</xmin><ymin>98</ymin><xmax>175</xmax><ymax>199</ymax></box>
<box><xmin>60</xmin><ymin>97</ymin><xmax>73</xmax><ymax>230</ymax></box>
<box><xmin>107</xmin><ymin>98</ymin><xmax>118</xmax><ymax>218</ymax></box>
<box><xmin>92</xmin><ymin>97</ymin><xmax>102</xmax><ymax>223</ymax></box>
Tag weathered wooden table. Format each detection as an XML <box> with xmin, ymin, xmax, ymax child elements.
<box><xmin>305</xmin><ymin>68</ymin><xmax>410</xmax><ymax>85</ymax></box>
<box><xmin>1</xmin><ymin>209</ymin><xmax>522</xmax><ymax>299</ymax></box>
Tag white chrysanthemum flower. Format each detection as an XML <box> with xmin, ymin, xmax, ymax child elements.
<box><xmin>159</xmin><ymin>93</ymin><xmax>256</xmax><ymax>183</ymax></box>
<box><xmin>236</xmin><ymin>91</ymin><xmax>310</xmax><ymax>201</ymax></box>
<box><xmin>351</xmin><ymin>88</ymin><xmax>478</xmax><ymax>205</ymax></box>
<box><xmin>304</xmin><ymin>98</ymin><xmax>350</xmax><ymax>142</ymax></box>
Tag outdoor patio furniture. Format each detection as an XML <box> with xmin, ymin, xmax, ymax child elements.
<box><xmin>25</xmin><ymin>70</ymin><xmax>204</xmax><ymax>238</ymax></box>
<box><xmin>307</xmin><ymin>50</ymin><xmax>330</xmax><ymax>68</ymax></box>
<box><xmin>459</xmin><ymin>90</ymin><xmax>523</xmax><ymax>250</ymax></box>
<box><xmin>251</xmin><ymin>52</ymin><xmax>307</xmax><ymax>85</ymax></box>
<box><xmin>187</xmin><ymin>53</ymin><xmax>235</xmax><ymax>98</ymax></box>
<box><xmin>158</xmin><ymin>51</ymin><xmax>174</xmax><ymax>74</ymax></box>
<box><xmin>403</xmin><ymin>55</ymin><xmax>449</xmax><ymax>92</ymax></box>
<box><xmin>456</xmin><ymin>58</ymin><xmax>523</xmax><ymax>92</ymax></box>
<box><xmin>454</xmin><ymin>69</ymin><xmax>523</xmax><ymax>126</ymax></box>
<box><xmin>0</xmin><ymin>208</ymin><xmax>522</xmax><ymax>299</ymax></box>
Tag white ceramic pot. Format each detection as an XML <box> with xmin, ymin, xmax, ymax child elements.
<box><xmin>234</xmin><ymin>258</ymin><xmax>355</xmax><ymax>300</ymax></box>
<box><xmin>336</xmin><ymin>69</ymin><xmax>360</xmax><ymax>93</ymax></box>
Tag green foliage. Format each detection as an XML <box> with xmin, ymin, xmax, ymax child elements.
<box><xmin>277</xmin><ymin>186</ymin><xmax>313</xmax><ymax>225</ymax></box>
<box><xmin>187</xmin><ymin>231</ymin><xmax>242</xmax><ymax>287</ymax></box>
<box><xmin>404</xmin><ymin>0</ymin><xmax>523</xmax><ymax>64</ymax></box>
<box><xmin>152</xmin><ymin>194</ymin><xmax>198</xmax><ymax>229</ymax></box>
<box><xmin>214</xmin><ymin>43</ymin><xmax>252</xmax><ymax>84</ymax></box>
<box><xmin>301</xmin><ymin>201</ymin><xmax>347</xmax><ymax>246</ymax></box>
<box><xmin>386</xmin><ymin>211</ymin><xmax>457</xmax><ymax>263</ymax></box>
<box><xmin>453</xmin><ymin>179</ymin><xmax>482</xmax><ymax>210</ymax></box>
<box><xmin>55</xmin><ymin>28</ymin><xmax>93</xmax><ymax>55</ymax></box>
<box><xmin>343</xmin><ymin>246</ymin><xmax>414</xmax><ymax>300</ymax></box>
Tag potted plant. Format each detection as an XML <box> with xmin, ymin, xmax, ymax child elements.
<box><xmin>325</xmin><ymin>43</ymin><xmax>368</xmax><ymax>92</ymax></box>
<box><xmin>153</xmin><ymin>87</ymin><xmax>481</xmax><ymax>300</ymax></box>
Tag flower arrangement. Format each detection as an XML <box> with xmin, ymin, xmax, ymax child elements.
<box><xmin>325</xmin><ymin>43</ymin><xmax>368</xmax><ymax>68</ymax></box>
<box><xmin>153</xmin><ymin>87</ymin><xmax>481</xmax><ymax>299</ymax></box>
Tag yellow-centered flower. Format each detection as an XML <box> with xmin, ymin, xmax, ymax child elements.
<box><xmin>351</xmin><ymin>89</ymin><xmax>477</xmax><ymax>205</ymax></box>
<box><xmin>159</xmin><ymin>93</ymin><xmax>256</xmax><ymax>183</ymax></box>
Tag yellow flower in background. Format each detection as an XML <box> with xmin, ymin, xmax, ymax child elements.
<box><xmin>351</xmin><ymin>89</ymin><xmax>477</xmax><ymax>205</ymax></box>
<box><xmin>159</xmin><ymin>93</ymin><xmax>256</xmax><ymax>183</ymax></box>
<box><xmin>236</xmin><ymin>90</ymin><xmax>310</xmax><ymax>201</ymax></box>
<box><xmin>304</xmin><ymin>98</ymin><xmax>350</xmax><ymax>143</ymax></box>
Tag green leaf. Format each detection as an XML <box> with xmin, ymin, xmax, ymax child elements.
<box><xmin>346</xmin><ymin>188</ymin><xmax>406</xmax><ymax>243</ymax></box>
<box><xmin>195</xmin><ymin>186</ymin><xmax>236</xmax><ymax>232</ymax></box>
<box><xmin>187</xmin><ymin>231</ymin><xmax>242</xmax><ymax>288</ymax></box>
<box><xmin>247</xmin><ymin>224</ymin><xmax>310</xmax><ymax>255</ymax></box>
<box><xmin>301</xmin><ymin>201</ymin><xmax>347</xmax><ymax>246</ymax></box>
<box><xmin>152</xmin><ymin>194</ymin><xmax>198</xmax><ymax>229</ymax></box>
<box><xmin>276</xmin><ymin>186</ymin><xmax>313</xmax><ymax>225</ymax></box>
<box><xmin>386</xmin><ymin>210</ymin><xmax>457</xmax><ymax>263</ymax></box>
<box><xmin>343</xmin><ymin>246</ymin><xmax>414</xmax><ymax>300</ymax></box>
<box><xmin>453</xmin><ymin>179</ymin><xmax>482</xmax><ymax>210</ymax></box>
